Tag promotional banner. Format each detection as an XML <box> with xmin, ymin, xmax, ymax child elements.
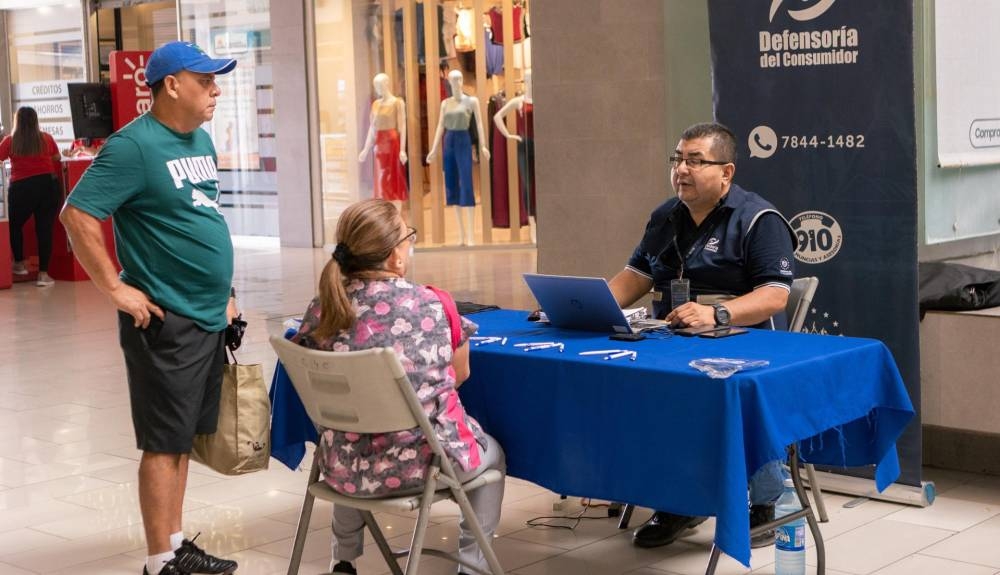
<box><xmin>707</xmin><ymin>0</ymin><xmax>921</xmax><ymax>486</ymax></box>
<box><xmin>110</xmin><ymin>51</ymin><xmax>153</xmax><ymax>131</ymax></box>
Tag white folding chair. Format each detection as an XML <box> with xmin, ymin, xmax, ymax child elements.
<box><xmin>784</xmin><ymin>276</ymin><xmax>829</xmax><ymax>523</ymax></box>
<box><xmin>270</xmin><ymin>336</ymin><xmax>506</xmax><ymax>575</ymax></box>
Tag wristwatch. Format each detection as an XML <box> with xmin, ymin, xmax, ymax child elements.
<box><xmin>712</xmin><ymin>303</ymin><xmax>731</xmax><ymax>327</ymax></box>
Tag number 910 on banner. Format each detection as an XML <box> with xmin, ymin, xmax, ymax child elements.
<box><xmin>782</xmin><ymin>134</ymin><xmax>866</xmax><ymax>149</ymax></box>
<box><xmin>790</xmin><ymin>211</ymin><xmax>843</xmax><ymax>265</ymax></box>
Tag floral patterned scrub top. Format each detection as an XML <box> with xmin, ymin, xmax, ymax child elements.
<box><xmin>292</xmin><ymin>278</ymin><xmax>483</xmax><ymax>497</ymax></box>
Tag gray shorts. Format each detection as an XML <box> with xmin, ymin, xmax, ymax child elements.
<box><xmin>118</xmin><ymin>309</ymin><xmax>225</xmax><ymax>453</ymax></box>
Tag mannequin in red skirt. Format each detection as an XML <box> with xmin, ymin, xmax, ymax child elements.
<box><xmin>359</xmin><ymin>73</ymin><xmax>408</xmax><ymax>213</ymax></box>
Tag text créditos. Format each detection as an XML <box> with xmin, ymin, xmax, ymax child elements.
<box><xmin>759</xmin><ymin>26</ymin><xmax>859</xmax><ymax>69</ymax></box>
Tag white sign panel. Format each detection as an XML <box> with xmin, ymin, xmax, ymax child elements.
<box><xmin>13</xmin><ymin>98</ymin><xmax>70</xmax><ymax>121</ymax></box>
<box><xmin>13</xmin><ymin>81</ymin><xmax>69</xmax><ymax>101</ymax></box>
<box><xmin>935</xmin><ymin>1</ymin><xmax>1000</xmax><ymax>167</ymax></box>
<box><xmin>39</xmin><ymin>121</ymin><xmax>75</xmax><ymax>141</ymax></box>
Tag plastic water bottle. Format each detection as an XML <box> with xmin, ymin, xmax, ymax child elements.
<box><xmin>774</xmin><ymin>478</ymin><xmax>806</xmax><ymax>575</ymax></box>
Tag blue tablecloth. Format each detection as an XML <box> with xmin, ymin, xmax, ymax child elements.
<box><xmin>457</xmin><ymin>310</ymin><xmax>914</xmax><ymax>567</ymax></box>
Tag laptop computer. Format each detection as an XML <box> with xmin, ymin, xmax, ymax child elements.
<box><xmin>523</xmin><ymin>273</ymin><xmax>644</xmax><ymax>334</ymax></box>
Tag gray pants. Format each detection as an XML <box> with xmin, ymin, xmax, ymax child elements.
<box><xmin>332</xmin><ymin>434</ymin><xmax>506</xmax><ymax>572</ymax></box>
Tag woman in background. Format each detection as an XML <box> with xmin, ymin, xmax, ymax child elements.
<box><xmin>0</xmin><ymin>106</ymin><xmax>61</xmax><ymax>286</ymax></box>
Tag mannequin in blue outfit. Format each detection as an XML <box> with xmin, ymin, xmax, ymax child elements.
<box><xmin>609</xmin><ymin>122</ymin><xmax>796</xmax><ymax>550</ymax></box>
<box><xmin>427</xmin><ymin>70</ymin><xmax>490</xmax><ymax>246</ymax></box>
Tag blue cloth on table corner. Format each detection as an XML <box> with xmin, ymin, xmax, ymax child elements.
<box><xmin>269</xmin><ymin>328</ymin><xmax>318</xmax><ymax>470</ymax></box>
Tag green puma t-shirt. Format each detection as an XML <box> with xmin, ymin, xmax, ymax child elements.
<box><xmin>67</xmin><ymin>113</ymin><xmax>233</xmax><ymax>332</ymax></box>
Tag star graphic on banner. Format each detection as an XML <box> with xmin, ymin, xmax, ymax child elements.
<box><xmin>811</xmin><ymin>307</ymin><xmax>818</xmax><ymax>314</ymax></box>
<box><xmin>823</xmin><ymin>312</ymin><xmax>829</xmax><ymax>318</ymax></box>
<box><xmin>832</xmin><ymin>321</ymin><xmax>839</xmax><ymax>328</ymax></box>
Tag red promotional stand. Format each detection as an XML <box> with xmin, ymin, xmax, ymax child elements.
<box><xmin>0</xmin><ymin>220</ymin><xmax>11</xmax><ymax>289</ymax></box>
<box><xmin>1</xmin><ymin>50</ymin><xmax>151</xmax><ymax>288</ymax></box>
<box><xmin>47</xmin><ymin>159</ymin><xmax>119</xmax><ymax>280</ymax></box>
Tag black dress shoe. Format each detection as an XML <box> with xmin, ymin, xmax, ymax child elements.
<box><xmin>174</xmin><ymin>534</ymin><xmax>238</xmax><ymax>574</ymax></box>
<box><xmin>750</xmin><ymin>502</ymin><xmax>776</xmax><ymax>549</ymax></box>
<box><xmin>632</xmin><ymin>511</ymin><xmax>707</xmax><ymax>548</ymax></box>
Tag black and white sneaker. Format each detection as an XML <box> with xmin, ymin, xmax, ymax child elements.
<box><xmin>173</xmin><ymin>534</ymin><xmax>238</xmax><ymax>574</ymax></box>
<box><xmin>143</xmin><ymin>558</ymin><xmax>191</xmax><ymax>575</ymax></box>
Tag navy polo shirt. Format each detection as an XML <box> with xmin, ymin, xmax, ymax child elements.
<box><xmin>626</xmin><ymin>184</ymin><xmax>796</xmax><ymax>328</ymax></box>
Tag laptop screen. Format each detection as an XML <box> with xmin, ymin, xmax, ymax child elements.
<box><xmin>522</xmin><ymin>273</ymin><xmax>635</xmax><ymax>333</ymax></box>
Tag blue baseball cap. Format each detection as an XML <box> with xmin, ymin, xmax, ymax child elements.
<box><xmin>145</xmin><ymin>41</ymin><xmax>237</xmax><ymax>86</ymax></box>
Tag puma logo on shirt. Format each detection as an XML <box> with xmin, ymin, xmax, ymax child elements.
<box><xmin>165</xmin><ymin>155</ymin><xmax>219</xmax><ymax>189</ymax></box>
<box><xmin>192</xmin><ymin>189</ymin><xmax>222</xmax><ymax>215</ymax></box>
<box><xmin>165</xmin><ymin>155</ymin><xmax>223</xmax><ymax>214</ymax></box>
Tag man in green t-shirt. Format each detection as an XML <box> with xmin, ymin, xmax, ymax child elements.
<box><xmin>61</xmin><ymin>41</ymin><xmax>239</xmax><ymax>575</ymax></box>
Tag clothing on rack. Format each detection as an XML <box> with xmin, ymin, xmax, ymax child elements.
<box><xmin>487</xmin><ymin>5</ymin><xmax>529</xmax><ymax>45</ymax></box>
<box><xmin>455</xmin><ymin>6</ymin><xmax>476</xmax><ymax>51</ymax></box>
<box><xmin>487</xmin><ymin>92</ymin><xmax>529</xmax><ymax>228</ymax></box>
<box><xmin>516</xmin><ymin>101</ymin><xmax>535</xmax><ymax>217</ymax></box>
<box><xmin>442</xmin><ymin>1</ymin><xmax>458</xmax><ymax>59</ymax></box>
<box><xmin>394</xmin><ymin>5</ymin><xmax>447</xmax><ymax>65</ymax></box>
<box><xmin>485</xmin><ymin>29</ymin><xmax>504</xmax><ymax>77</ymax></box>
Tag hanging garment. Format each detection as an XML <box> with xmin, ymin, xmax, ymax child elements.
<box><xmin>489</xmin><ymin>93</ymin><xmax>529</xmax><ymax>228</ymax></box>
<box><xmin>516</xmin><ymin>101</ymin><xmax>536</xmax><ymax>217</ymax></box>
<box><xmin>443</xmin><ymin>129</ymin><xmax>475</xmax><ymax>206</ymax></box>
<box><xmin>455</xmin><ymin>7</ymin><xmax>476</xmax><ymax>52</ymax></box>
<box><xmin>485</xmin><ymin>29</ymin><xmax>504</xmax><ymax>78</ymax></box>
<box><xmin>487</xmin><ymin>6</ymin><xmax>528</xmax><ymax>45</ymax></box>
<box><xmin>395</xmin><ymin>6</ymin><xmax>447</xmax><ymax>65</ymax></box>
<box><xmin>442</xmin><ymin>1</ymin><xmax>458</xmax><ymax>58</ymax></box>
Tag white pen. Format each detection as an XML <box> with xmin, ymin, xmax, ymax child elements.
<box><xmin>473</xmin><ymin>338</ymin><xmax>501</xmax><ymax>347</ymax></box>
<box><xmin>579</xmin><ymin>349</ymin><xmax>625</xmax><ymax>356</ymax></box>
<box><xmin>515</xmin><ymin>341</ymin><xmax>558</xmax><ymax>347</ymax></box>
<box><xmin>604</xmin><ymin>350</ymin><xmax>637</xmax><ymax>360</ymax></box>
<box><xmin>524</xmin><ymin>343</ymin><xmax>564</xmax><ymax>352</ymax></box>
<box><xmin>500</xmin><ymin>337</ymin><xmax>508</xmax><ymax>345</ymax></box>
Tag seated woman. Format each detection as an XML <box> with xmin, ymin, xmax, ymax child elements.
<box><xmin>292</xmin><ymin>199</ymin><xmax>506</xmax><ymax>575</ymax></box>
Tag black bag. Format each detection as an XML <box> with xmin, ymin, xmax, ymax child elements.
<box><xmin>918</xmin><ymin>262</ymin><xmax>1000</xmax><ymax>317</ymax></box>
<box><xmin>225</xmin><ymin>314</ymin><xmax>248</xmax><ymax>351</ymax></box>
<box><xmin>456</xmin><ymin>301</ymin><xmax>501</xmax><ymax>315</ymax></box>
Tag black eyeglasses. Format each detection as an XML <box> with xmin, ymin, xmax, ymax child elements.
<box><xmin>668</xmin><ymin>155</ymin><xmax>730</xmax><ymax>170</ymax></box>
<box><xmin>395</xmin><ymin>226</ymin><xmax>417</xmax><ymax>247</ymax></box>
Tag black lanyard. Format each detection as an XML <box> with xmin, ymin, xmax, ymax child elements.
<box><xmin>666</xmin><ymin>199</ymin><xmax>728</xmax><ymax>280</ymax></box>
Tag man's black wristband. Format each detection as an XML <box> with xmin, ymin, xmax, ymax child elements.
<box><xmin>230</xmin><ymin>287</ymin><xmax>236</xmax><ymax>299</ymax></box>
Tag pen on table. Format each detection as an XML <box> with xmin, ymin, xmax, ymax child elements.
<box><xmin>579</xmin><ymin>349</ymin><xmax>625</xmax><ymax>356</ymax></box>
<box><xmin>523</xmin><ymin>343</ymin><xmax>564</xmax><ymax>352</ymax></box>
<box><xmin>604</xmin><ymin>350</ymin><xmax>637</xmax><ymax>361</ymax></box>
<box><xmin>514</xmin><ymin>341</ymin><xmax>558</xmax><ymax>347</ymax></box>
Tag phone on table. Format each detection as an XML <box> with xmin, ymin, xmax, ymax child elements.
<box><xmin>673</xmin><ymin>325</ymin><xmax>725</xmax><ymax>337</ymax></box>
<box><xmin>698</xmin><ymin>327</ymin><xmax>748</xmax><ymax>338</ymax></box>
<box><xmin>609</xmin><ymin>332</ymin><xmax>645</xmax><ymax>342</ymax></box>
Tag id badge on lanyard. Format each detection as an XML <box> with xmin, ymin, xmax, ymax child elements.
<box><xmin>669</xmin><ymin>278</ymin><xmax>690</xmax><ymax>310</ymax></box>
<box><xmin>666</xmin><ymin>205</ymin><xmax>724</xmax><ymax>310</ymax></box>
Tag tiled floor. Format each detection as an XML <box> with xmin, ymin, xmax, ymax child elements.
<box><xmin>2</xmin><ymin>240</ymin><xmax>999</xmax><ymax>575</ymax></box>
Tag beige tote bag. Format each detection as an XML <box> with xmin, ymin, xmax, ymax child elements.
<box><xmin>191</xmin><ymin>354</ymin><xmax>271</xmax><ymax>475</ymax></box>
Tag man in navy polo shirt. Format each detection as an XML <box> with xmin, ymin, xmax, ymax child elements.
<box><xmin>609</xmin><ymin>122</ymin><xmax>796</xmax><ymax>550</ymax></box>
